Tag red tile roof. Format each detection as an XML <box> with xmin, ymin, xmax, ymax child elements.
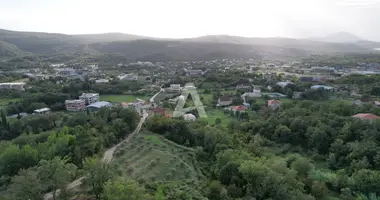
<box><xmin>268</xmin><ymin>100</ymin><xmax>281</xmax><ymax>105</ymax></box>
<box><xmin>232</xmin><ymin>105</ymin><xmax>247</xmax><ymax>111</ymax></box>
<box><xmin>352</xmin><ymin>113</ymin><xmax>379</xmax><ymax>120</ymax></box>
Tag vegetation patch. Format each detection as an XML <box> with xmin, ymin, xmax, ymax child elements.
<box><xmin>100</xmin><ymin>94</ymin><xmax>149</xmax><ymax>103</ymax></box>
<box><xmin>111</xmin><ymin>132</ymin><xmax>203</xmax><ymax>183</ymax></box>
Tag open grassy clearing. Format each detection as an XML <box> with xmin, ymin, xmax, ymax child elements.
<box><xmin>100</xmin><ymin>94</ymin><xmax>149</xmax><ymax>103</ymax></box>
<box><xmin>204</xmin><ymin>109</ymin><xmax>233</xmax><ymax>127</ymax></box>
<box><xmin>0</xmin><ymin>98</ymin><xmax>21</xmax><ymax>106</ymax></box>
<box><xmin>111</xmin><ymin>132</ymin><xmax>204</xmax><ymax>183</ymax></box>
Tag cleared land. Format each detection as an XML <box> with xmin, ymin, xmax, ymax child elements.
<box><xmin>111</xmin><ymin>131</ymin><xmax>205</xmax><ymax>198</ymax></box>
<box><xmin>100</xmin><ymin>94</ymin><xmax>149</xmax><ymax>103</ymax></box>
<box><xmin>111</xmin><ymin>132</ymin><xmax>204</xmax><ymax>182</ymax></box>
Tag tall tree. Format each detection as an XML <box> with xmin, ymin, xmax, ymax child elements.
<box><xmin>102</xmin><ymin>178</ymin><xmax>152</xmax><ymax>200</ymax></box>
<box><xmin>7</xmin><ymin>168</ymin><xmax>43</xmax><ymax>200</ymax></box>
<box><xmin>37</xmin><ymin>157</ymin><xmax>77</xmax><ymax>200</ymax></box>
<box><xmin>83</xmin><ymin>157</ymin><xmax>113</xmax><ymax>200</ymax></box>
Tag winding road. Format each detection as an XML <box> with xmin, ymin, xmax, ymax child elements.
<box><xmin>43</xmin><ymin>101</ymin><xmax>153</xmax><ymax>199</ymax></box>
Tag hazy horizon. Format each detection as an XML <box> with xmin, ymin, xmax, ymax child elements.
<box><xmin>1</xmin><ymin>0</ymin><xmax>380</xmax><ymax>41</ymax></box>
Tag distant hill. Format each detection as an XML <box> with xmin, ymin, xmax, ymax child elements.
<box><xmin>0</xmin><ymin>28</ymin><xmax>378</xmax><ymax>61</ymax></box>
<box><xmin>0</xmin><ymin>40</ymin><xmax>27</xmax><ymax>58</ymax></box>
<box><xmin>309</xmin><ymin>32</ymin><xmax>363</xmax><ymax>43</ymax></box>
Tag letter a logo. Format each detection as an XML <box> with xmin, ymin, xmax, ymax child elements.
<box><xmin>173</xmin><ymin>83</ymin><xmax>207</xmax><ymax>118</ymax></box>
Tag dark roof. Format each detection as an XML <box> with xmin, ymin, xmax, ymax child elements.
<box><xmin>219</xmin><ymin>96</ymin><xmax>232</xmax><ymax>101</ymax></box>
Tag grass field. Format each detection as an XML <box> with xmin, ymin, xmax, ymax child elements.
<box><xmin>100</xmin><ymin>94</ymin><xmax>149</xmax><ymax>103</ymax></box>
<box><xmin>111</xmin><ymin>132</ymin><xmax>204</xmax><ymax>183</ymax></box>
<box><xmin>0</xmin><ymin>98</ymin><xmax>21</xmax><ymax>106</ymax></box>
<box><xmin>205</xmin><ymin>109</ymin><xmax>233</xmax><ymax>127</ymax></box>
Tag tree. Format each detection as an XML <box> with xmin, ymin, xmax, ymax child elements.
<box><xmin>102</xmin><ymin>178</ymin><xmax>152</xmax><ymax>200</ymax></box>
<box><xmin>215</xmin><ymin>118</ymin><xmax>222</xmax><ymax>125</ymax></box>
<box><xmin>38</xmin><ymin>157</ymin><xmax>77</xmax><ymax>200</ymax></box>
<box><xmin>83</xmin><ymin>157</ymin><xmax>113</xmax><ymax>200</ymax></box>
<box><xmin>7</xmin><ymin>168</ymin><xmax>43</xmax><ymax>200</ymax></box>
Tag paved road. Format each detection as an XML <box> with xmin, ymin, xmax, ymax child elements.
<box><xmin>43</xmin><ymin>113</ymin><xmax>149</xmax><ymax>200</ymax></box>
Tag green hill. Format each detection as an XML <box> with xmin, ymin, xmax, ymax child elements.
<box><xmin>0</xmin><ymin>40</ymin><xmax>27</xmax><ymax>58</ymax></box>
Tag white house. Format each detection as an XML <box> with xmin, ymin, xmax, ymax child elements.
<box><xmin>276</xmin><ymin>81</ymin><xmax>294</xmax><ymax>88</ymax></box>
<box><xmin>79</xmin><ymin>93</ymin><xmax>100</xmax><ymax>105</ymax></box>
<box><xmin>118</xmin><ymin>73</ymin><xmax>138</xmax><ymax>81</ymax></box>
<box><xmin>243</xmin><ymin>88</ymin><xmax>261</xmax><ymax>98</ymax></box>
<box><xmin>0</xmin><ymin>82</ymin><xmax>25</xmax><ymax>91</ymax></box>
<box><xmin>170</xmin><ymin>84</ymin><xmax>181</xmax><ymax>91</ymax></box>
<box><xmin>34</xmin><ymin>108</ymin><xmax>51</xmax><ymax>115</ymax></box>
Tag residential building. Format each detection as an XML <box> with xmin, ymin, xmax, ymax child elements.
<box><xmin>65</xmin><ymin>100</ymin><xmax>86</xmax><ymax>111</ymax></box>
<box><xmin>79</xmin><ymin>93</ymin><xmax>100</xmax><ymax>105</ymax></box>
<box><xmin>373</xmin><ymin>101</ymin><xmax>380</xmax><ymax>107</ymax></box>
<box><xmin>311</xmin><ymin>85</ymin><xmax>334</xmax><ymax>91</ymax></box>
<box><xmin>34</xmin><ymin>108</ymin><xmax>51</xmax><ymax>115</ymax></box>
<box><xmin>95</xmin><ymin>79</ymin><xmax>109</xmax><ymax>83</ymax></box>
<box><xmin>86</xmin><ymin>101</ymin><xmax>112</xmax><ymax>111</ymax></box>
<box><xmin>56</xmin><ymin>68</ymin><xmax>78</xmax><ymax>77</ymax></box>
<box><xmin>352</xmin><ymin>113</ymin><xmax>379</xmax><ymax>120</ymax></box>
<box><xmin>236</xmin><ymin>83</ymin><xmax>252</xmax><ymax>90</ymax></box>
<box><xmin>268</xmin><ymin>100</ymin><xmax>281</xmax><ymax>110</ymax></box>
<box><xmin>276</xmin><ymin>81</ymin><xmax>294</xmax><ymax>88</ymax></box>
<box><xmin>170</xmin><ymin>84</ymin><xmax>181</xmax><ymax>91</ymax></box>
<box><xmin>186</xmin><ymin>70</ymin><xmax>204</xmax><ymax>76</ymax></box>
<box><xmin>244</xmin><ymin>88</ymin><xmax>261</xmax><ymax>98</ymax></box>
<box><xmin>118</xmin><ymin>73</ymin><xmax>138</xmax><ymax>81</ymax></box>
<box><xmin>0</xmin><ymin>82</ymin><xmax>25</xmax><ymax>91</ymax></box>
<box><xmin>218</xmin><ymin>96</ymin><xmax>233</xmax><ymax>106</ymax></box>
<box><xmin>231</xmin><ymin>105</ymin><xmax>247</xmax><ymax>113</ymax></box>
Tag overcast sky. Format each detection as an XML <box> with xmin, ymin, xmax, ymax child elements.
<box><xmin>1</xmin><ymin>0</ymin><xmax>380</xmax><ymax>41</ymax></box>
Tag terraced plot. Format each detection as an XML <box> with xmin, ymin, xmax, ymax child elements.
<box><xmin>111</xmin><ymin>132</ymin><xmax>204</xmax><ymax>183</ymax></box>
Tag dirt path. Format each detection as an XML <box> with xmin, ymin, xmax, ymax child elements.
<box><xmin>43</xmin><ymin>113</ymin><xmax>148</xmax><ymax>200</ymax></box>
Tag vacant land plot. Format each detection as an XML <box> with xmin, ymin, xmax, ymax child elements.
<box><xmin>100</xmin><ymin>94</ymin><xmax>149</xmax><ymax>103</ymax></box>
<box><xmin>111</xmin><ymin>132</ymin><xmax>204</xmax><ymax>183</ymax></box>
<box><xmin>205</xmin><ymin>109</ymin><xmax>233</xmax><ymax>126</ymax></box>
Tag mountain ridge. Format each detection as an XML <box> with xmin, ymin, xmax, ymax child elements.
<box><xmin>0</xmin><ymin>28</ymin><xmax>379</xmax><ymax>61</ymax></box>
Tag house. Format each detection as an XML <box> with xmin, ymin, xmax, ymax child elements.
<box><xmin>373</xmin><ymin>101</ymin><xmax>380</xmax><ymax>107</ymax></box>
<box><xmin>268</xmin><ymin>100</ymin><xmax>281</xmax><ymax>110</ymax></box>
<box><xmin>34</xmin><ymin>108</ymin><xmax>51</xmax><ymax>115</ymax></box>
<box><xmin>352</xmin><ymin>113</ymin><xmax>379</xmax><ymax>120</ymax></box>
<box><xmin>218</xmin><ymin>96</ymin><xmax>233</xmax><ymax>106</ymax></box>
<box><xmin>151</xmin><ymin>107</ymin><xmax>166</xmax><ymax>116</ymax></box>
<box><xmin>183</xmin><ymin>113</ymin><xmax>196</xmax><ymax>121</ymax></box>
<box><xmin>170</xmin><ymin>84</ymin><xmax>181</xmax><ymax>91</ymax></box>
<box><xmin>86</xmin><ymin>101</ymin><xmax>112</xmax><ymax>111</ymax></box>
<box><xmin>186</xmin><ymin>70</ymin><xmax>204</xmax><ymax>76</ymax></box>
<box><xmin>276</xmin><ymin>81</ymin><xmax>294</xmax><ymax>88</ymax></box>
<box><xmin>243</xmin><ymin>88</ymin><xmax>261</xmax><ymax>98</ymax></box>
<box><xmin>56</xmin><ymin>68</ymin><xmax>78</xmax><ymax>77</ymax></box>
<box><xmin>65</xmin><ymin>100</ymin><xmax>86</xmax><ymax>111</ymax></box>
<box><xmin>79</xmin><ymin>93</ymin><xmax>100</xmax><ymax>105</ymax></box>
<box><xmin>95</xmin><ymin>79</ymin><xmax>109</xmax><ymax>83</ymax></box>
<box><xmin>118</xmin><ymin>73</ymin><xmax>138</xmax><ymax>81</ymax></box>
<box><xmin>236</xmin><ymin>83</ymin><xmax>252</xmax><ymax>90</ymax></box>
<box><xmin>231</xmin><ymin>105</ymin><xmax>247</xmax><ymax>113</ymax></box>
<box><xmin>311</xmin><ymin>85</ymin><xmax>334</xmax><ymax>91</ymax></box>
<box><xmin>0</xmin><ymin>82</ymin><xmax>25</xmax><ymax>91</ymax></box>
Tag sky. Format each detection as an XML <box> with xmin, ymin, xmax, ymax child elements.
<box><xmin>0</xmin><ymin>0</ymin><xmax>380</xmax><ymax>41</ymax></box>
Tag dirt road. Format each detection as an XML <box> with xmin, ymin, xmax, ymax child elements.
<box><xmin>43</xmin><ymin>113</ymin><xmax>148</xmax><ymax>200</ymax></box>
